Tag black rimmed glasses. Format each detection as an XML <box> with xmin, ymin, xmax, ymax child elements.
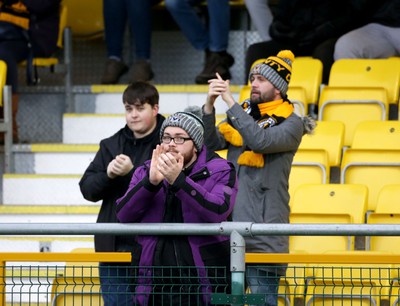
<box><xmin>161</xmin><ymin>136</ymin><xmax>192</xmax><ymax>145</ymax></box>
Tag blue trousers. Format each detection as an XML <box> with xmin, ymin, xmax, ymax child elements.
<box><xmin>103</xmin><ymin>0</ymin><xmax>159</xmax><ymax>60</ymax></box>
<box><xmin>164</xmin><ymin>0</ymin><xmax>230</xmax><ymax>52</ymax></box>
<box><xmin>246</xmin><ymin>266</ymin><xmax>280</xmax><ymax>306</ymax></box>
<box><xmin>98</xmin><ymin>262</ymin><xmax>133</xmax><ymax>306</ymax></box>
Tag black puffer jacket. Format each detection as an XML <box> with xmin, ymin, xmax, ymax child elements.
<box><xmin>269</xmin><ymin>0</ymin><xmax>360</xmax><ymax>48</ymax></box>
<box><xmin>79</xmin><ymin>114</ymin><xmax>165</xmax><ymax>253</ymax></box>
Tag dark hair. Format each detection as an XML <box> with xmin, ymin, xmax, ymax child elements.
<box><xmin>122</xmin><ymin>82</ymin><xmax>159</xmax><ymax>106</ymax></box>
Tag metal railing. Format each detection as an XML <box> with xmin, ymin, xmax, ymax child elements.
<box><xmin>1</xmin><ymin>222</ymin><xmax>400</xmax><ymax>306</ymax></box>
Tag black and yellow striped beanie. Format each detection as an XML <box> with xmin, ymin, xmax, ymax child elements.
<box><xmin>249</xmin><ymin>50</ymin><xmax>295</xmax><ymax>97</ymax></box>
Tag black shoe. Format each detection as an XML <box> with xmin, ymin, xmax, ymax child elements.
<box><xmin>195</xmin><ymin>51</ymin><xmax>235</xmax><ymax>84</ymax></box>
<box><xmin>101</xmin><ymin>59</ymin><xmax>129</xmax><ymax>84</ymax></box>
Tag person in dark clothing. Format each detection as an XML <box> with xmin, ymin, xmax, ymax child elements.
<box><xmin>334</xmin><ymin>0</ymin><xmax>400</xmax><ymax>60</ymax></box>
<box><xmin>0</xmin><ymin>0</ymin><xmax>60</xmax><ymax>141</ymax></box>
<box><xmin>244</xmin><ymin>0</ymin><xmax>361</xmax><ymax>85</ymax></box>
<box><xmin>116</xmin><ymin>110</ymin><xmax>238</xmax><ymax>305</ymax></box>
<box><xmin>79</xmin><ymin>82</ymin><xmax>165</xmax><ymax>306</ymax></box>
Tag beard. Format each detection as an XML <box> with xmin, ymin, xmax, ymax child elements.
<box><xmin>165</xmin><ymin>148</ymin><xmax>196</xmax><ymax>166</ymax></box>
<box><xmin>250</xmin><ymin>89</ymin><xmax>275</xmax><ymax>104</ymax></box>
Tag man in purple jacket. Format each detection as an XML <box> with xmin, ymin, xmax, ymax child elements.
<box><xmin>116</xmin><ymin>111</ymin><xmax>238</xmax><ymax>305</ymax></box>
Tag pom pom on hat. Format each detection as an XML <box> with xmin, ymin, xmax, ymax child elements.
<box><xmin>249</xmin><ymin>50</ymin><xmax>295</xmax><ymax>97</ymax></box>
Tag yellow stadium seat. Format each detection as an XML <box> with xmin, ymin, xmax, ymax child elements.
<box><xmin>238</xmin><ymin>84</ymin><xmax>251</xmax><ymax>102</ymax></box>
<box><xmin>352</xmin><ymin>121</ymin><xmax>400</xmax><ymax>150</ymax></box>
<box><xmin>367</xmin><ymin>213</ymin><xmax>400</xmax><ymax>252</ymax></box>
<box><xmin>0</xmin><ymin>60</ymin><xmax>6</xmax><ymax>105</ymax></box>
<box><xmin>63</xmin><ymin>0</ymin><xmax>104</xmax><ymax>37</ymax></box>
<box><xmin>375</xmin><ymin>184</ymin><xmax>400</xmax><ymax>213</ymax></box>
<box><xmin>299</xmin><ymin>121</ymin><xmax>345</xmax><ymax>167</ymax></box>
<box><xmin>366</xmin><ymin>186</ymin><xmax>400</xmax><ymax>252</ymax></box>
<box><xmin>328</xmin><ymin>58</ymin><xmax>400</xmax><ymax>105</ymax></box>
<box><xmin>290</xmin><ymin>184</ymin><xmax>368</xmax><ymax>253</ymax></box>
<box><xmin>318</xmin><ymin>86</ymin><xmax>389</xmax><ymax>146</ymax></box>
<box><xmin>289</xmin><ymin>149</ymin><xmax>329</xmax><ymax>203</ymax></box>
<box><xmin>319</xmin><ymin>58</ymin><xmax>400</xmax><ymax>146</ymax></box>
<box><xmin>51</xmin><ymin>248</ymin><xmax>103</xmax><ymax>306</ymax></box>
<box><xmin>286</xmin><ymin>86</ymin><xmax>307</xmax><ymax>116</ymax></box>
<box><xmin>340</xmin><ymin>149</ymin><xmax>400</xmax><ymax>212</ymax></box>
<box><xmin>305</xmin><ymin>258</ymin><xmax>392</xmax><ymax>306</ymax></box>
<box><xmin>289</xmin><ymin>57</ymin><xmax>323</xmax><ymax>106</ymax></box>
<box><xmin>291</xmin><ymin>184</ymin><xmax>368</xmax><ymax>224</ymax></box>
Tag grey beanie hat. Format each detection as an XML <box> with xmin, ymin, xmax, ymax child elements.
<box><xmin>160</xmin><ymin>111</ymin><xmax>204</xmax><ymax>151</ymax></box>
<box><xmin>248</xmin><ymin>50</ymin><xmax>295</xmax><ymax>97</ymax></box>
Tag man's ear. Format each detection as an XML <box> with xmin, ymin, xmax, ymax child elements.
<box><xmin>153</xmin><ymin>104</ymin><xmax>159</xmax><ymax>115</ymax></box>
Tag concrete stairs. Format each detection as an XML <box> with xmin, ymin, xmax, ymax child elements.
<box><xmin>0</xmin><ymin>85</ymin><xmax>240</xmax><ymax>252</ymax></box>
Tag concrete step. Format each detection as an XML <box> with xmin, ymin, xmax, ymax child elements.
<box><xmin>13</xmin><ymin>144</ymin><xmax>98</xmax><ymax>174</ymax></box>
<box><xmin>0</xmin><ymin>206</ymin><xmax>97</xmax><ymax>252</ymax></box>
<box><xmin>0</xmin><ymin>205</ymin><xmax>99</xmax><ymax>222</ymax></box>
<box><xmin>63</xmin><ymin>114</ymin><xmax>125</xmax><ymax>144</ymax></box>
<box><xmin>63</xmin><ymin>112</ymin><xmax>228</xmax><ymax>144</ymax></box>
<box><xmin>87</xmin><ymin>84</ymin><xmax>239</xmax><ymax>115</ymax></box>
<box><xmin>2</xmin><ymin>174</ymin><xmax>98</xmax><ymax>205</ymax></box>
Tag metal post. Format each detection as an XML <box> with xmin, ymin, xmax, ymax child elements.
<box><xmin>3</xmin><ymin>85</ymin><xmax>13</xmax><ymax>173</ymax></box>
<box><xmin>63</xmin><ymin>27</ymin><xmax>74</xmax><ymax>113</ymax></box>
<box><xmin>230</xmin><ymin>230</ymin><xmax>246</xmax><ymax>305</ymax></box>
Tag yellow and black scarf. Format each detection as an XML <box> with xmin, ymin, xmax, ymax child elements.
<box><xmin>218</xmin><ymin>99</ymin><xmax>293</xmax><ymax>168</ymax></box>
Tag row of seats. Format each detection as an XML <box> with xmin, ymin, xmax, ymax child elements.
<box><xmin>216</xmin><ymin>118</ymin><xmax>400</xmax><ymax>211</ymax></box>
<box><xmin>277</xmin><ymin>258</ymin><xmax>398</xmax><ymax>306</ymax></box>
<box><xmin>290</xmin><ymin>183</ymin><xmax>400</xmax><ymax>253</ymax></box>
<box><xmin>289</xmin><ymin>119</ymin><xmax>400</xmax><ymax>210</ymax></box>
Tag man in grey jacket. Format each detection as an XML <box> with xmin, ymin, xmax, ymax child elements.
<box><xmin>202</xmin><ymin>50</ymin><xmax>315</xmax><ymax>306</ymax></box>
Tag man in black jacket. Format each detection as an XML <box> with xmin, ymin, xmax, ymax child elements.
<box><xmin>244</xmin><ymin>0</ymin><xmax>361</xmax><ymax>85</ymax></box>
<box><xmin>79</xmin><ymin>81</ymin><xmax>165</xmax><ymax>306</ymax></box>
<box><xmin>334</xmin><ymin>0</ymin><xmax>400</xmax><ymax>60</ymax></box>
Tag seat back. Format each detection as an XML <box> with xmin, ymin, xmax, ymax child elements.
<box><xmin>318</xmin><ymin>87</ymin><xmax>389</xmax><ymax>146</ymax></box>
<box><xmin>238</xmin><ymin>84</ymin><xmax>251</xmax><ymax>102</ymax></box>
<box><xmin>375</xmin><ymin>184</ymin><xmax>400</xmax><ymax>213</ymax></box>
<box><xmin>329</xmin><ymin>58</ymin><xmax>400</xmax><ymax>104</ymax></box>
<box><xmin>367</xmin><ymin>213</ymin><xmax>400</xmax><ymax>252</ymax></box>
<box><xmin>289</xmin><ymin>149</ymin><xmax>329</xmax><ymax>203</ymax></box>
<box><xmin>340</xmin><ymin>149</ymin><xmax>400</xmax><ymax>212</ymax></box>
<box><xmin>352</xmin><ymin>121</ymin><xmax>400</xmax><ymax>150</ymax></box>
<box><xmin>290</xmin><ymin>57</ymin><xmax>323</xmax><ymax>104</ymax></box>
<box><xmin>63</xmin><ymin>0</ymin><xmax>104</xmax><ymax>37</ymax></box>
<box><xmin>299</xmin><ymin>121</ymin><xmax>344</xmax><ymax>167</ymax></box>
<box><xmin>0</xmin><ymin>60</ymin><xmax>6</xmax><ymax>106</ymax></box>
<box><xmin>290</xmin><ymin>184</ymin><xmax>368</xmax><ymax>253</ymax></box>
<box><xmin>51</xmin><ymin>247</ymin><xmax>103</xmax><ymax>305</ymax></box>
<box><xmin>291</xmin><ymin>184</ymin><xmax>368</xmax><ymax>224</ymax></box>
<box><xmin>286</xmin><ymin>86</ymin><xmax>307</xmax><ymax>116</ymax></box>
<box><xmin>305</xmin><ymin>259</ymin><xmax>391</xmax><ymax>306</ymax></box>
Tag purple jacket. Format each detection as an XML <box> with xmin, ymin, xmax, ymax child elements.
<box><xmin>116</xmin><ymin>146</ymin><xmax>238</xmax><ymax>305</ymax></box>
